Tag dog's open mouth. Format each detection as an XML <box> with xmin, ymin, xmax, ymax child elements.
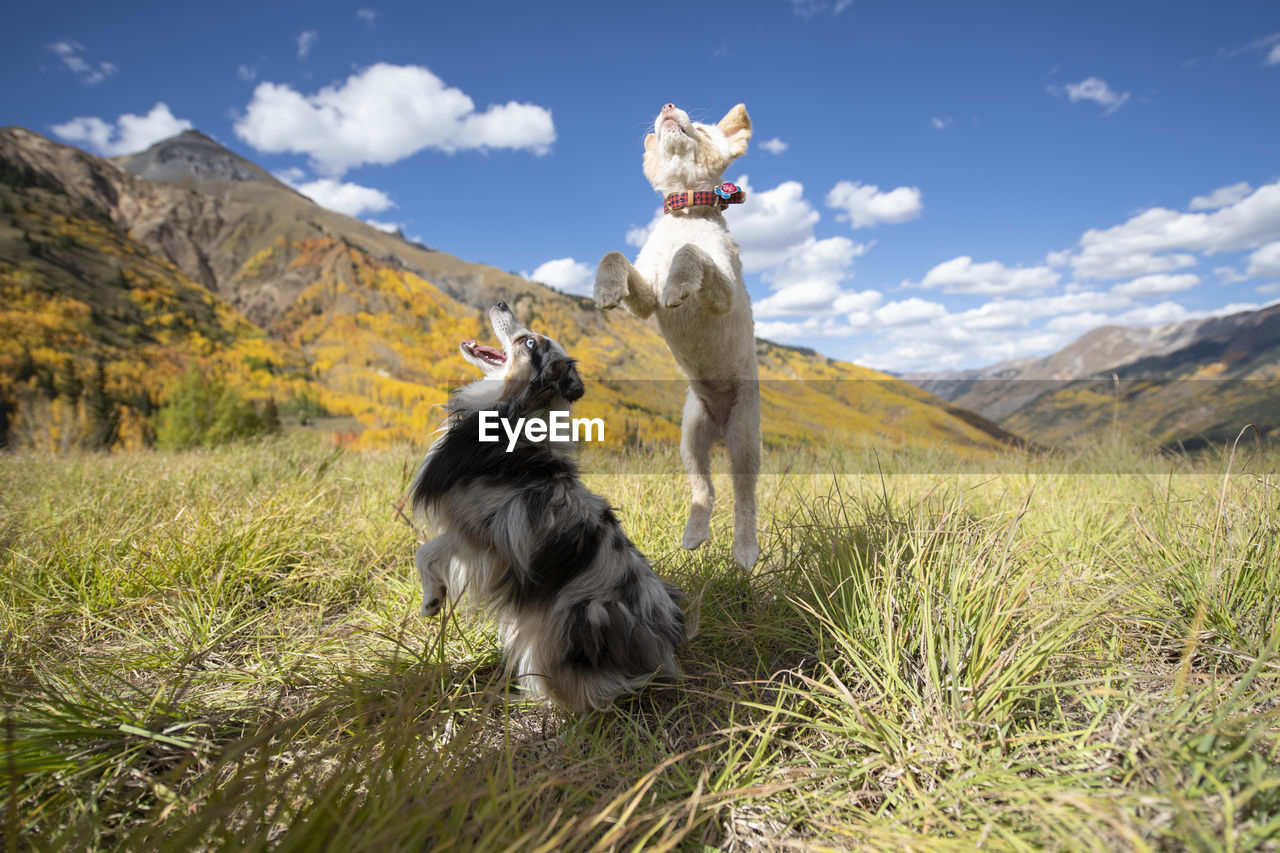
<box><xmin>460</xmin><ymin>302</ymin><xmax>522</xmax><ymax>375</ymax></box>
<box><xmin>461</xmin><ymin>340</ymin><xmax>506</xmax><ymax>367</ymax></box>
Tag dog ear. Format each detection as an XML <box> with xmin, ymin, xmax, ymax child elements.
<box><xmin>642</xmin><ymin>133</ymin><xmax>660</xmax><ymax>185</ymax></box>
<box><xmin>718</xmin><ymin>104</ymin><xmax>752</xmax><ymax>157</ymax></box>
<box><xmin>523</xmin><ymin>356</ymin><xmax>584</xmax><ymax>407</ymax></box>
<box><xmin>556</xmin><ymin>359</ymin><xmax>585</xmax><ymax>403</ymax></box>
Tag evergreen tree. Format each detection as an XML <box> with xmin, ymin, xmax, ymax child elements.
<box><xmin>154</xmin><ymin>366</ymin><xmax>214</xmax><ymax>450</ymax></box>
<box><xmin>84</xmin><ymin>356</ymin><xmax>120</xmax><ymax>450</ymax></box>
<box><xmin>35</xmin><ymin>367</ymin><xmax>56</xmax><ymax>398</ymax></box>
<box><xmin>0</xmin><ymin>390</ymin><xmax>11</xmax><ymax>449</ymax></box>
<box><xmin>131</xmin><ymin>387</ymin><xmax>155</xmax><ymax>417</ymax></box>
<box><xmin>261</xmin><ymin>397</ymin><xmax>281</xmax><ymax>433</ymax></box>
<box><xmin>130</xmin><ymin>386</ymin><xmax>157</xmax><ymax>446</ymax></box>
<box><xmin>57</xmin><ymin>359</ymin><xmax>82</xmax><ymax>401</ymax></box>
<box><xmin>15</xmin><ymin>347</ymin><xmax>35</xmax><ymax>383</ymax></box>
<box><xmin>154</xmin><ymin>366</ymin><xmax>275</xmax><ymax>449</ymax></box>
<box><xmin>206</xmin><ymin>386</ymin><xmax>264</xmax><ymax>445</ymax></box>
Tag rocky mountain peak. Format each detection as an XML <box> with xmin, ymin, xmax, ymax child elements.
<box><xmin>112</xmin><ymin>129</ymin><xmax>282</xmax><ymax>188</ymax></box>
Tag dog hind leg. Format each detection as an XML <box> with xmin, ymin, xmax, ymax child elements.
<box><xmin>725</xmin><ymin>384</ymin><xmax>761</xmax><ymax>568</ymax></box>
<box><xmin>680</xmin><ymin>390</ymin><xmax>718</xmax><ymax>551</ymax></box>
<box><xmin>415</xmin><ymin>536</ymin><xmax>452</xmax><ymax>617</ymax></box>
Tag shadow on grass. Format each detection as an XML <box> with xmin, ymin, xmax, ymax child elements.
<box><xmin>4</xmin><ymin>546</ymin><xmax>828</xmax><ymax>852</ymax></box>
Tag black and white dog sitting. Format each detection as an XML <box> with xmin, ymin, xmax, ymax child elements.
<box><xmin>410</xmin><ymin>302</ymin><xmax>686</xmax><ymax>712</ymax></box>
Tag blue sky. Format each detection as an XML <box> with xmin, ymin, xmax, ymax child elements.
<box><xmin>5</xmin><ymin>1</ymin><xmax>1280</xmax><ymax>372</ymax></box>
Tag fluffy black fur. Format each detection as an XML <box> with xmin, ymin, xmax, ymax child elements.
<box><xmin>410</xmin><ymin>304</ymin><xmax>686</xmax><ymax>712</ymax></box>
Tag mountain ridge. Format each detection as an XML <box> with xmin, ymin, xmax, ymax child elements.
<box><xmin>906</xmin><ymin>303</ymin><xmax>1280</xmax><ymax>445</ymax></box>
<box><xmin>0</xmin><ymin>126</ymin><xmax>1024</xmax><ymax>452</ymax></box>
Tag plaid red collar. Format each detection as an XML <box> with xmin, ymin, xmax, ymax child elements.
<box><xmin>663</xmin><ymin>182</ymin><xmax>745</xmax><ymax>214</ymax></box>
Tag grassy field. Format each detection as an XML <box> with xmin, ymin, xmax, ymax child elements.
<box><xmin>2</xmin><ymin>434</ymin><xmax>1278</xmax><ymax>851</ymax></box>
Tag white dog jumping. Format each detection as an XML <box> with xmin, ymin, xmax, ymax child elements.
<box><xmin>594</xmin><ymin>103</ymin><xmax>760</xmax><ymax>568</ymax></box>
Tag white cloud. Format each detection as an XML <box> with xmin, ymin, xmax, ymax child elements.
<box><xmin>755</xmin><ymin>315</ymin><xmax>867</xmax><ymax>340</ymax></box>
<box><xmin>1049</xmin><ymin>76</ymin><xmax>1130</xmax><ymax>115</ymax></box>
<box><xmin>754</xmin><ymin>242</ymin><xmax>879</xmax><ymax>319</ymax></box>
<box><xmin>768</xmin><ymin>175</ymin><xmax>1280</xmax><ymax>371</ymax></box>
<box><xmin>821</xmin><ymin>171</ymin><xmax>1280</xmax><ymax>371</ymax></box>
<box><xmin>826</xmin><ymin>180</ymin><xmax>923</xmax><ymax>228</ymax></box>
<box><xmin>237</xmin><ymin>64</ymin><xmax>258</xmax><ymax>82</ymax></box>
<box><xmin>834</xmin><ymin>287</ymin><xmax>1148</xmax><ymax>372</ymax></box>
<box><xmin>876</xmin><ymin>297</ymin><xmax>947</xmax><ymax>327</ymax></box>
<box><xmin>51</xmin><ymin>102</ymin><xmax>193</xmax><ymax>156</ymax></box>
<box><xmin>1071</xmin><ymin>250</ymin><xmax>1197</xmax><ymax>282</ymax></box>
<box><xmin>625</xmin><ymin>209</ymin><xmax>662</xmax><ymax>249</ymax></box>
<box><xmin>47</xmin><ymin>41</ymin><xmax>117</xmax><ymax>85</ymax></box>
<box><xmin>1116</xmin><ymin>301</ymin><xmax>1190</xmax><ymax>326</ymax></box>
<box><xmin>297</xmin><ymin>30</ymin><xmax>318</xmax><ymax>59</ymax></box>
<box><xmin>524</xmin><ymin>257</ymin><xmax>594</xmax><ymax>296</ymax></box>
<box><xmin>768</xmin><ymin>235</ymin><xmax>870</xmax><ymax>287</ymax></box>
<box><xmin>1227</xmin><ymin>31</ymin><xmax>1280</xmax><ymax>65</ymax></box>
<box><xmin>1109</xmin><ymin>273</ymin><xmax>1200</xmax><ymax>298</ymax></box>
<box><xmin>276</xmin><ymin>174</ymin><xmax>395</xmax><ymax>217</ymax></box>
<box><xmin>1246</xmin><ymin>240</ymin><xmax>1280</xmax><ymax>278</ymax></box>
<box><xmin>948</xmin><ymin>303</ymin><xmax>1030</xmax><ymax>332</ymax></box>
<box><xmin>931</xmin><ymin>116</ymin><xmax>952</xmax><ymax>130</ymax></box>
<box><xmin>724</xmin><ymin>177</ymin><xmax>820</xmax><ymax>271</ymax></box>
<box><xmin>1190</xmin><ymin>181</ymin><xmax>1251</xmax><ymax>210</ymax></box>
<box><xmin>723</xmin><ymin>176</ymin><xmax>879</xmax><ymax>319</ymax></box>
<box><xmin>1005</xmin><ymin>290</ymin><xmax>1133</xmax><ymax>321</ymax></box>
<box><xmin>364</xmin><ymin>219</ymin><xmax>403</xmax><ymax>234</ymax></box>
<box><xmin>1045</xmin><ymin>311</ymin><xmax>1112</xmax><ymax>334</ymax></box>
<box><xmin>859</xmin><ymin>322</ymin><xmax>1083</xmax><ymax>373</ymax></box>
<box><xmin>916</xmin><ymin>255</ymin><xmax>1060</xmax><ymax>295</ymax></box>
<box><xmin>1214</xmin><ymin>266</ymin><xmax>1246</xmax><ymax>285</ymax></box>
<box><xmin>1212</xmin><ymin>301</ymin><xmax>1265</xmax><ymax>316</ymax></box>
<box><xmin>356</xmin><ymin>8</ymin><xmax>378</xmax><ymax>25</ymax></box>
<box><xmin>790</xmin><ymin>0</ymin><xmax>854</xmax><ymax>18</ymax></box>
<box><xmin>759</xmin><ymin>137</ymin><xmax>788</xmax><ymax>155</ymax></box>
<box><xmin>1045</xmin><ymin>248</ymin><xmax>1073</xmax><ymax>267</ymax></box>
<box><xmin>1070</xmin><ymin>179</ymin><xmax>1280</xmax><ymax>280</ymax></box>
<box><xmin>235</xmin><ymin>63</ymin><xmax>556</xmax><ymax>175</ymax></box>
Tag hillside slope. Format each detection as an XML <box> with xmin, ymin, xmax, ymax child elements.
<box><xmin>1</xmin><ymin>126</ymin><xmax>1022</xmax><ymax>453</ymax></box>
<box><xmin>908</xmin><ymin>304</ymin><xmax>1280</xmax><ymax>447</ymax></box>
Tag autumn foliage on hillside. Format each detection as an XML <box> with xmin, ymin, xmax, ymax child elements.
<box><xmin>0</xmin><ymin>157</ymin><xmax>1019</xmax><ymax>456</ymax></box>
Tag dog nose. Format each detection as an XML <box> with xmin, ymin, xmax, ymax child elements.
<box><xmin>495</xmin><ymin>301</ymin><xmax>508</xmax><ymax>311</ymax></box>
<box><xmin>662</xmin><ymin>103</ymin><xmax>674</xmax><ymax>112</ymax></box>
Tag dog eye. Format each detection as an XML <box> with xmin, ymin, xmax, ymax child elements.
<box><xmin>525</xmin><ymin>338</ymin><xmax>537</xmax><ymax>349</ymax></box>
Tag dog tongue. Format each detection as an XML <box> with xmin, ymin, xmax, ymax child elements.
<box><xmin>473</xmin><ymin>343</ymin><xmax>506</xmax><ymax>363</ymax></box>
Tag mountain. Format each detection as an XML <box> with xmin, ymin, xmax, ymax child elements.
<box><xmin>112</xmin><ymin>129</ymin><xmax>284</xmax><ymax>187</ymax></box>
<box><xmin>907</xmin><ymin>305</ymin><xmax>1280</xmax><ymax>447</ymax></box>
<box><xmin>0</xmin><ymin>126</ymin><xmax>1023</xmax><ymax>454</ymax></box>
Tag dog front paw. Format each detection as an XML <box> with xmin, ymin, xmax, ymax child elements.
<box><xmin>662</xmin><ymin>277</ymin><xmax>697</xmax><ymax>309</ymax></box>
<box><xmin>420</xmin><ymin>582</ymin><xmax>448</xmax><ymax>617</ymax></box>
<box><xmin>594</xmin><ymin>252</ymin><xmax>630</xmax><ymax>309</ymax></box>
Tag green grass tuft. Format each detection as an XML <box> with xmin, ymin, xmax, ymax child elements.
<box><xmin>2</xmin><ymin>436</ymin><xmax>1278</xmax><ymax>850</ymax></box>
